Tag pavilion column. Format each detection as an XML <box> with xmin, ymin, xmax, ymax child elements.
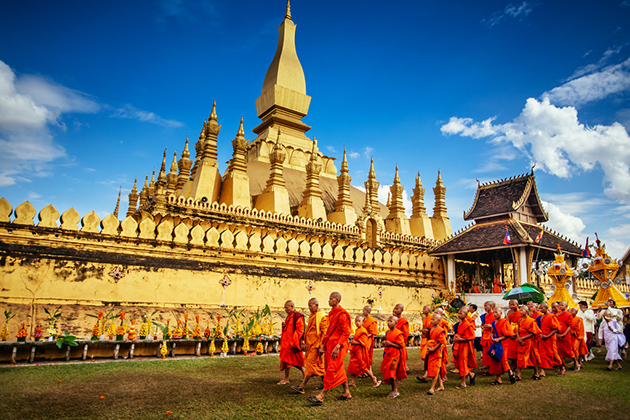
<box><xmin>446</xmin><ymin>255</ymin><xmax>456</xmax><ymax>293</ymax></box>
<box><xmin>517</xmin><ymin>247</ymin><xmax>528</xmax><ymax>286</ymax></box>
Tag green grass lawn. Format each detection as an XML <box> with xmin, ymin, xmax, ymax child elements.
<box><xmin>1</xmin><ymin>347</ymin><xmax>628</xmax><ymax>420</ymax></box>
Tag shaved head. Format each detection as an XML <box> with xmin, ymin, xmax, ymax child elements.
<box><xmin>308</xmin><ymin>298</ymin><xmax>318</xmax><ymax>305</ymax></box>
<box><xmin>435</xmin><ymin>307</ymin><xmax>444</xmax><ymax>315</ymax></box>
<box><xmin>331</xmin><ymin>292</ymin><xmax>341</xmax><ymax>301</ymax></box>
<box><xmin>363</xmin><ymin>305</ymin><xmax>372</xmax><ymax>314</ymax></box>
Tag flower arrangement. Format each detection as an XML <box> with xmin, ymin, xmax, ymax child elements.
<box><xmin>127</xmin><ymin>320</ymin><xmax>137</xmax><ymax>340</ymax></box>
<box><xmin>17</xmin><ymin>322</ymin><xmax>28</xmax><ymax>342</ymax></box>
<box><xmin>213</xmin><ymin>315</ymin><xmax>223</xmax><ymax>339</ymax></box>
<box><xmin>172</xmin><ymin>320</ymin><xmax>183</xmax><ymax>339</ymax></box>
<box><xmin>160</xmin><ymin>341</ymin><xmax>168</xmax><ymax>359</ymax></box>
<box><xmin>182</xmin><ymin>314</ymin><xmax>190</xmax><ymax>339</ymax></box>
<box><xmin>192</xmin><ymin>315</ymin><xmax>202</xmax><ymax>339</ymax></box>
<box><xmin>107</xmin><ymin>321</ymin><xmax>116</xmax><ymax>340</ymax></box>
<box><xmin>1</xmin><ymin>309</ymin><xmax>16</xmax><ymax>341</ymax></box>
<box><xmin>221</xmin><ymin>338</ymin><xmax>229</xmax><ymax>356</ymax></box>
<box><xmin>209</xmin><ymin>339</ymin><xmax>216</xmax><ymax>356</ymax></box>
<box><xmin>116</xmin><ymin>311</ymin><xmax>127</xmax><ymax>340</ymax></box>
<box><xmin>256</xmin><ymin>342</ymin><xmax>264</xmax><ymax>354</ymax></box>
<box><xmin>152</xmin><ymin>320</ymin><xmax>172</xmax><ymax>340</ymax></box>
<box><xmin>242</xmin><ymin>336</ymin><xmax>250</xmax><ymax>355</ymax></box>
<box><xmin>139</xmin><ymin>311</ymin><xmax>157</xmax><ymax>340</ymax></box>
<box><xmin>204</xmin><ymin>321</ymin><xmax>211</xmax><ymax>339</ymax></box>
<box><xmin>87</xmin><ymin>308</ymin><xmax>116</xmax><ymax>341</ymax></box>
<box><xmin>43</xmin><ymin>306</ymin><xmax>62</xmax><ymax>338</ymax></box>
<box><xmin>33</xmin><ymin>320</ymin><xmax>43</xmax><ymax>341</ymax></box>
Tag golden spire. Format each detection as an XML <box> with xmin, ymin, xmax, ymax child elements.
<box><xmin>202</xmin><ymin>100</ymin><xmax>221</xmax><ymax>161</ymax></box>
<box><xmin>176</xmin><ymin>137</ymin><xmax>193</xmax><ymax>193</ymax></box>
<box><xmin>298</xmin><ymin>135</ymin><xmax>326</xmax><ymax>220</ymax></box>
<box><xmin>335</xmin><ymin>148</ymin><xmax>352</xmax><ymax>211</ymax></box>
<box><xmin>341</xmin><ymin>147</ymin><xmax>349</xmax><ymax>172</ymax></box>
<box><xmin>285</xmin><ymin>0</ymin><xmax>291</xmax><ymax>20</ymax></box>
<box><xmin>127</xmin><ymin>177</ymin><xmax>139</xmax><ymax>217</ymax></box>
<box><xmin>154</xmin><ymin>149</ymin><xmax>168</xmax><ymax>213</ymax></box>
<box><xmin>364</xmin><ymin>157</ymin><xmax>379</xmax><ymax>213</ymax></box>
<box><xmin>411</xmin><ymin>171</ymin><xmax>427</xmax><ymax>216</ymax></box>
<box><xmin>167</xmin><ymin>151</ymin><xmax>178</xmax><ymax>193</ymax></box>
<box><xmin>387</xmin><ymin>164</ymin><xmax>406</xmax><ymax>219</ymax></box>
<box><xmin>113</xmin><ymin>187</ymin><xmax>121</xmax><ymax>219</ymax></box>
<box><xmin>139</xmin><ymin>174</ymin><xmax>149</xmax><ymax>208</ymax></box>
<box><xmin>433</xmin><ymin>169</ymin><xmax>448</xmax><ymax>217</ymax></box>
<box><xmin>227</xmin><ymin>116</ymin><xmax>248</xmax><ymax>175</ymax></box>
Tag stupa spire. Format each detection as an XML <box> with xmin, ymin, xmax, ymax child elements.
<box><xmin>113</xmin><ymin>187</ymin><xmax>121</xmax><ymax>219</ymax></box>
<box><xmin>328</xmin><ymin>148</ymin><xmax>357</xmax><ymax>225</ymax></box>
<box><xmin>176</xmin><ymin>137</ymin><xmax>193</xmax><ymax>193</ymax></box>
<box><xmin>430</xmin><ymin>169</ymin><xmax>452</xmax><ymax>240</ymax></box>
<box><xmin>138</xmin><ymin>174</ymin><xmax>149</xmax><ymax>208</ymax></box>
<box><xmin>254</xmin><ymin>130</ymin><xmax>291</xmax><ymax>215</ymax></box>
<box><xmin>219</xmin><ymin>116</ymin><xmax>251</xmax><ymax>208</ymax></box>
<box><xmin>167</xmin><ymin>151</ymin><xmax>178</xmax><ymax>193</ymax></box>
<box><xmin>298</xmin><ymin>138</ymin><xmax>326</xmax><ymax>221</ymax></box>
<box><xmin>285</xmin><ymin>0</ymin><xmax>291</xmax><ymax>20</ymax></box>
<box><xmin>148</xmin><ymin>169</ymin><xmax>156</xmax><ymax>197</ymax></box>
<box><xmin>385</xmin><ymin>164</ymin><xmax>411</xmax><ymax>235</ymax></box>
<box><xmin>189</xmin><ymin>101</ymin><xmax>223</xmax><ymax>203</ymax></box>
<box><xmin>127</xmin><ymin>177</ymin><xmax>138</xmax><ymax>217</ymax></box>
<box><xmin>364</xmin><ymin>157</ymin><xmax>379</xmax><ymax>213</ymax></box>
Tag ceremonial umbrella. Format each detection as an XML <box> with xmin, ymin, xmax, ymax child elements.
<box><xmin>502</xmin><ymin>286</ymin><xmax>543</xmax><ymax>304</ymax></box>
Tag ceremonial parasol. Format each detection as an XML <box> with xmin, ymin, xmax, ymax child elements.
<box><xmin>502</xmin><ymin>286</ymin><xmax>543</xmax><ymax>304</ymax></box>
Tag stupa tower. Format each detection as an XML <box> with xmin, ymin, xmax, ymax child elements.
<box><xmin>409</xmin><ymin>172</ymin><xmax>434</xmax><ymax>238</ymax></box>
<box><xmin>431</xmin><ymin>169</ymin><xmax>452</xmax><ymax>240</ymax></box>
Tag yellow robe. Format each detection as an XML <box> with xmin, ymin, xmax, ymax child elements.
<box><xmin>304</xmin><ymin>311</ymin><xmax>328</xmax><ymax>377</ymax></box>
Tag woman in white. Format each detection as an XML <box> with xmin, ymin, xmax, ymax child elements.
<box><xmin>598</xmin><ymin>309</ymin><xmax>627</xmax><ymax>371</ymax></box>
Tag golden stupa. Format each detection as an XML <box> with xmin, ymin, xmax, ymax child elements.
<box><xmin>546</xmin><ymin>246</ymin><xmax>578</xmax><ymax>309</ymax></box>
<box><xmin>588</xmin><ymin>237</ymin><xmax>630</xmax><ymax>309</ymax></box>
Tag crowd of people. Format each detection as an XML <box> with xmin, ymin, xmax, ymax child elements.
<box><xmin>276</xmin><ymin>292</ymin><xmax>628</xmax><ymax>404</ymax></box>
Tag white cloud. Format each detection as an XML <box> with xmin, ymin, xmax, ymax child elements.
<box><xmin>541</xmin><ymin>200</ymin><xmax>586</xmax><ymax>242</ymax></box>
<box><xmin>441</xmin><ymin>97</ymin><xmax>630</xmax><ymax>202</ymax></box>
<box><xmin>349</xmin><ymin>151</ymin><xmax>360</xmax><ymax>159</ymax></box>
<box><xmin>544</xmin><ymin>58</ymin><xmax>630</xmax><ymax>107</ymax></box>
<box><xmin>364</xmin><ymin>146</ymin><xmax>374</xmax><ymax>158</ymax></box>
<box><xmin>111</xmin><ymin>104</ymin><xmax>184</xmax><ymax>128</ymax></box>
<box><xmin>483</xmin><ymin>2</ymin><xmax>535</xmax><ymax>27</ymax></box>
<box><xmin>326</xmin><ymin>145</ymin><xmax>337</xmax><ymax>153</ymax></box>
<box><xmin>603</xmin><ymin>223</ymin><xmax>630</xmax><ymax>258</ymax></box>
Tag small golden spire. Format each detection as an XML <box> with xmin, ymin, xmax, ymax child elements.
<box><xmin>209</xmin><ymin>99</ymin><xmax>217</xmax><ymax>122</ymax></box>
<box><xmin>394</xmin><ymin>164</ymin><xmax>400</xmax><ymax>183</ymax></box>
<box><xmin>170</xmin><ymin>151</ymin><xmax>178</xmax><ymax>173</ymax></box>
<box><xmin>369</xmin><ymin>157</ymin><xmax>376</xmax><ymax>179</ymax></box>
<box><xmin>182</xmin><ymin>137</ymin><xmax>190</xmax><ymax>159</ymax></box>
<box><xmin>285</xmin><ymin>0</ymin><xmax>291</xmax><ymax>20</ymax></box>
<box><xmin>341</xmin><ymin>148</ymin><xmax>349</xmax><ymax>172</ymax></box>
<box><xmin>113</xmin><ymin>187</ymin><xmax>121</xmax><ymax>218</ymax></box>
<box><xmin>157</xmin><ymin>149</ymin><xmax>167</xmax><ymax>184</ymax></box>
<box><xmin>237</xmin><ymin>116</ymin><xmax>245</xmax><ymax>137</ymax></box>
<box><xmin>131</xmin><ymin>177</ymin><xmax>138</xmax><ymax>194</ymax></box>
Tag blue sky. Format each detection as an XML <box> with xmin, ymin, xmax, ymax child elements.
<box><xmin>1</xmin><ymin>0</ymin><xmax>630</xmax><ymax>258</ymax></box>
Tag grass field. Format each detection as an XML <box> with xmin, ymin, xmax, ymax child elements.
<box><xmin>1</xmin><ymin>346</ymin><xmax>628</xmax><ymax>420</ymax></box>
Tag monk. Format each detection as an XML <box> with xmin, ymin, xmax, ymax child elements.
<box><xmin>551</xmin><ymin>302</ymin><xmax>559</xmax><ymax>314</ymax></box>
<box><xmin>381</xmin><ymin>315</ymin><xmax>407</xmax><ymax>398</ymax></box>
<box><xmin>361</xmin><ymin>305</ymin><xmax>379</xmax><ymax>378</ymax></box>
<box><xmin>505</xmin><ymin>299</ymin><xmax>521</xmax><ymax>370</ymax></box>
<box><xmin>416</xmin><ymin>305</ymin><xmax>433</xmax><ymax>383</ymax></box>
<box><xmin>393</xmin><ymin>304</ymin><xmax>410</xmax><ymax>370</ymax></box>
<box><xmin>516</xmin><ymin>305</ymin><xmax>541</xmax><ymax>380</ymax></box>
<box><xmin>488</xmin><ymin>307</ymin><xmax>515</xmax><ymax>384</ymax></box>
<box><xmin>434</xmin><ymin>307</ymin><xmax>451</xmax><ymax>382</ymax></box>
<box><xmin>348</xmin><ymin>316</ymin><xmax>381</xmax><ymax>388</ymax></box>
<box><xmin>278</xmin><ymin>300</ymin><xmax>305</xmax><ymax>385</ymax></box>
<box><xmin>452</xmin><ymin>306</ymin><xmax>477</xmax><ymax>389</ymax></box>
<box><xmin>292</xmin><ymin>298</ymin><xmax>328</xmax><ymax>394</ymax></box>
<box><xmin>425</xmin><ymin>313</ymin><xmax>447</xmax><ymax>395</ymax></box>
<box><xmin>569</xmin><ymin>307</ymin><xmax>589</xmax><ymax>370</ymax></box>
<box><xmin>480</xmin><ymin>301</ymin><xmax>497</xmax><ymax>368</ymax></box>
<box><xmin>555</xmin><ymin>301</ymin><xmax>577</xmax><ymax>376</ymax></box>
<box><xmin>536</xmin><ymin>302</ymin><xmax>561</xmax><ymax>378</ymax></box>
<box><xmin>308</xmin><ymin>292</ymin><xmax>352</xmax><ymax>405</ymax></box>
<box><xmin>528</xmin><ymin>302</ymin><xmax>543</xmax><ymax>320</ymax></box>
<box><xmin>493</xmin><ymin>275</ymin><xmax>503</xmax><ymax>293</ymax></box>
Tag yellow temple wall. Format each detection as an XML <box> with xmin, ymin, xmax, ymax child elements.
<box><xmin>0</xmin><ymin>199</ymin><xmax>445</xmax><ymax>340</ymax></box>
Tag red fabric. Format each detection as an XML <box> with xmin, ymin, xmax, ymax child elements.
<box><xmin>321</xmin><ymin>306</ymin><xmax>352</xmax><ymax>390</ymax></box>
<box><xmin>348</xmin><ymin>326</ymin><xmax>370</xmax><ymax>375</ymax></box>
<box><xmin>396</xmin><ymin>317</ymin><xmax>410</xmax><ymax>364</ymax></box>
<box><xmin>555</xmin><ymin>311</ymin><xmax>575</xmax><ymax>360</ymax></box>
<box><xmin>505</xmin><ymin>311</ymin><xmax>522</xmax><ymax>359</ymax></box>
<box><xmin>452</xmin><ymin>319</ymin><xmax>478</xmax><ymax>377</ymax></box>
<box><xmin>279</xmin><ymin>311</ymin><xmax>305</xmax><ymax>370</ymax></box>
<box><xmin>380</xmin><ymin>328</ymin><xmax>407</xmax><ymax>383</ymax></box>
<box><xmin>517</xmin><ymin>316</ymin><xmax>541</xmax><ymax>369</ymax></box>
<box><xmin>537</xmin><ymin>314</ymin><xmax>561</xmax><ymax>369</ymax></box>
<box><xmin>425</xmin><ymin>326</ymin><xmax>446</xmax><ymax>377</ymax></box>
<box><xmin>420</xmin><ymin>315</ymin><xmax>432</xmax><ymax>359</ymax></box>
<box><xmin>481</xmin><ymin>312</ymin><xmax>496</xmax><ymax>366</ymax></box>
<box><xmin>362</xmin><ymin>316</ymin><xmax>378</xmax><ymax>367</ymax></box>
<box><xmin>438</xmin><ymin>318</ymin><xmax>450</xmax><ymax>375</ymax></box>
<box><xmin>488</xmin><ymin>319</ymin><xmax>514</xmax><ymax>375</ymax></box>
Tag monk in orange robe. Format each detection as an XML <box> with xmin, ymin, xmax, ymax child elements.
<box><xmin>393</xmin><ymin>304</ymin><xmax>410</xmax><ymax>368</ymax></box>
<box><xmin>381</xmin><ymin>315</ymin><xmax>407</xmax><ymax>398</ymax></box>
<box><xmin>348</xmin><ymin>316</ymin><xmax>381</xmax><ymax>387</ymax></box>
<box><xmin>278</xmin><ymin>300</ymin><xmax>305</xmax><ymax>385</ymax></box>
<box><xmin>452</xmin><ymin>306</ymin><xmax>478</xmax><ymax>389</ymax></box>
<box><xmin>425</xmin><ymin>313</ymin><xmax>447</xmax><ymax>394</ymax></box>
<box><xmin>493</xmin><ymin>275</ymin><xmax>503</xmax><ymax>293</ymax></box>
<box><xmin>435</xmin><ymin>307</ymin><xmax>451</xmax><ymax>382</ymax></box>
<box><xmin>569</xmin><ymin>307</ymin><xmax>588</xmax><ymax>370</ymax></box>
<box><xmin>308</xmin><ymin>292</ymin><xmax>352</xmax><ymax>405</ymax></box>
<box><xmin>505</xmin><ymin>299</ymin><xmax>522</xmax><ymax>369</ymax></box>
<box><xmin>516</xmin><ymin>305</ymin><xmax>541</xmax><ymax>380</ymax></box>
<box><xmin>292</xmin><ymin>298</ymin><xmax>328</xmax><ymax>394</ymax></box>
<box><xmin>488</xmin><ymin>308</ymin><xmax>515</xmax><ymax>384</ymax></box>
<box><xmin>480</xmin><ymin>301</ymin><xmax>497</xmax><ymax>368</ymax></box>
<box><xmin>362</xmin><ymin>305</ymin><xmax>379</xmax><ymax>377</ymax></box>
<box><xmin>555</xmin><ymin>301</ymin><xmax>576</xmax><ymax>376</ymax></box>
<box><xmin>536</xmin><ymin>302</ymin><xmax>561</xmax><ymax>378</ymax></box>
<box><xmin>416</xmin><ymin>305</ymin><xmax>433</xmax><ymax>383</ymax></box>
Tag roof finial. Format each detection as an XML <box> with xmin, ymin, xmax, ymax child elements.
<box><xmin>237</xmin><ymin>115</ymin><xmax>245</xmax><ymax>137</ymax></box>
<box><xmin>209</xmin><ymin>99</ymin><xmax>217</xmax><ymax>122</ymax></box>
<box><xmin>113</xmin><ymin>187</ymin><xmax>121</xmax><ymax>218</ymax></box>
<box><xmin>285</xmin><ymin>0</ymin><xmax>291</xmax><ymax>20</ymax></box>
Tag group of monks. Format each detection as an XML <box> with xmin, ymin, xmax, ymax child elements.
<box><xmin>277</xmin><ymin>292</ymin><xmax>590</xmax><ymax>404</ymax></box>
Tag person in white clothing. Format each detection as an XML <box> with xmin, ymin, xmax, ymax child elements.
<box><xmin>598</xmin><ymin>309</ymin><xmax>626</xmax><ymax>370</ymax></box>
<box><xmin>578</xmin><ymin>301</ymin><xmax>596</xmax><ymax>360</ymax></box>
<box><xmin>597</xmin><ymin>299</ymin><xmax>623</xmax><ymax>323</ymax></box>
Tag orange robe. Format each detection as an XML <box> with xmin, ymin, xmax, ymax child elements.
<box><xmin>348</xmin><ymin>326</ymin><xmax>370</xmax><ymax>375</ymax></box>
<box><xmin>555</xmin><ymin>311</ymin><xmax>575</xmax><ymax>361</ymax></box>
<box><xmin>537</xmin><ymin>313</ymin><xmax>561</xmax><ymax>369</ymax></box>
<box><xmin>381</xmin><ymin>328</ymin><xmax>407</xmax><ymax>383</ymax></box>
<box><xmin>321</xmin><ymin>306</ymin><xmax>352</xmax><ymax>390</ymax></box>
<box><xmin>420</xmin><ymin>314</ymin><xmax>432</xmax><ymax>359</ymax></box>
<box><xmin>452</xmin><ymin>318</ymin><xmax>478</xmax><ymax>377</ymax></box>
<box><xmin>304</xmin><ymin>311</ymin><xmax>328</xmax><ymax>376</ymax></box>
<box><xmin>517</xmin><ymin>316</ymin><xmax>541</xmax><ymax>369</ymax></box>
<box><xmin>438</xmin><ymin>318</ymin><xmax>451</xmax><ymax>376</ymax></box>
<box><xmin>488</xmin><ymin>319</ymin><xmax>514</xmax><ymax>375</ymax></box>
<box><xmin>363</xmin><ymin>315</ymin><xmax>378</xmax><ymax>368</ymax></box>
<box><xmin>493</xmin><ymin>277</ymin><xmax>502</xmax><ymax>293</ymax></box>
<box><xmin>425</xmin><ymin>326</ymin><xmax>446</xmax><ymax>377</ymax></box>
<box><xmin>396</xmin><ymin>317</ymin><xmax>410</xmax><ymax>365</ymax></box>
<box><xmin>571</xmin><ymin>316</ymin><xmax>589</xmax><ymax>357</ymax></box>
<box><xmin>279</xmin><ymin>311</ymin><xmax>305</xmax><ymax>370</ymax></box>
<box><xmin>480</xmin><ymin>312</ymin><xmax>496</xmax><ymax>367</ymax></box>
<box><xmin>506</xmin><ymin>311</ymin><xmax>522</xmax><ymax>359</ymax></box>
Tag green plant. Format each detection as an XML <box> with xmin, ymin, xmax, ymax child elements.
<box><xmin>520</xmin><ymin>282</ymin><xmax>545</xmax><ymax>304</ymax></box>
<box><xmin>54</xmin><ymin>333</ymin><xmax>78</xmax><ymax>349</ymax></box>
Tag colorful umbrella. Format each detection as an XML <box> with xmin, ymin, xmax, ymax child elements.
<box><xmin>502</xmin><ymin>286</ymin><xmax>543</xmax><ymax>303</ymax></box>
